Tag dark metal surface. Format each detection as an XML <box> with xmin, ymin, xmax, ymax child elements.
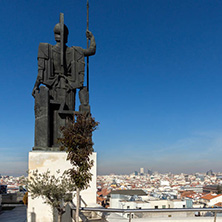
<box><xmin>32</xmin><ymin>13</ymin><xmax>96</xmax><ymax>151</ymax></box>
<box><xmin>87</xmin><ymin>0</ymin><xmax>89</xmax><ymax>92</ymax></box>
<box><xmin>59</xmin><ymin>13</ymin><xmax>64</xmax><ymax>69</ymax></box>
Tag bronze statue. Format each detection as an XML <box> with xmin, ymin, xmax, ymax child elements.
<box><xmin>32</xmin><ymin>13</ymin><xmax>96</xmax><ymax>150</ymax></box>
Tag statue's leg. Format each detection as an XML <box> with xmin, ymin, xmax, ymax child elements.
<box><xmin>66</xmin><ymin>89</ymin><xmax>76</xmax><ymax>111</ymax></box>
<box><xmin>51</xmin><ymin>88</ymin><xmax>75</xmax><ymax>149</ymax></box>
<box><xmin>33</xmin><ymin>85</ymin><xmax>50</xmax><ymax>150</ymax></box>
<box><xmin>79</xmin><ymin>87</ymin><xmax>90</xmax><ymax>114</ymax></box>
<box><xmin>51</xmin><ymin>87</ymin><xmax>66</xmax><ymax>149</ymax></box>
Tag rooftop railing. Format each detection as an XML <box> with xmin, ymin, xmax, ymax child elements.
<box><xmin>70</xmin><ymin>203</ymin><xmax>222</xmax><ymax>222</ymax></box>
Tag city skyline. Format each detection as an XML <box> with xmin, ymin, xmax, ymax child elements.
<box><xmin>1</xmin><ymin>0</ymin><xmax>222</xmax><ymax>176</ymax></box>
<box><xmin>0</xmin><ymin>168</ymin><xmax>221</xmax><ymax>178</ymax></box>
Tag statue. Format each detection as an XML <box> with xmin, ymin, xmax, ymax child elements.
<box><xmin>32</xmin><ymin>13</ymin><xmax>96</xmax><ymax>150</ymax></box>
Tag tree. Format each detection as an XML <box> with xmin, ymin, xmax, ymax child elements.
<box><xmin>27</xmin><ymin>113</ymin><xmax>98</xmax><ymax>222</ymax></box>
<box><xmin>27</xmin><ymin>170</ymin><xmax>75</xmax><ymax>222</ymax></box>
<box><xmin>59</xmin><ymin>113</ymin><xmax>99</xmax><ymax>222</ymax></box>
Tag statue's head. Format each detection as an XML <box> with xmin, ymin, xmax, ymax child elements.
<box><xmin>54</xmin><ymin>23</ymin><xmax>69</xmax><ymax>43</ymax></box>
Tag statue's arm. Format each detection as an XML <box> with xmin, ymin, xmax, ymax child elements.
<box><xmin>32</xmin><ymin>43</ymin><xmax>49</xmax><ymax>97</ymax></box>
<box><xmin>32</xmin><ymin>59</ymin><xmax>44</xmax><ymax>97</ymax></box>
<box><xmin>82</xmin><ymin>30</ymin><xmax>96</xmax><ymax>56</ymax></box>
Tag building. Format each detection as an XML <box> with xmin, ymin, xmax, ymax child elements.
<box><xmin>140</xmin><ymin>168</ymin><xmax>144</xmax><ymax>175</ymax></box>
<box><xmin>203</xmin><ymin>185</ymin><xmax>220</xmax><ymax>193</ymax></box>
<box><xmin>109</xmin><ymin>189</ymin><xmax>193</xmax><ymax>219</ymax></box>
<box><xmin>200</xmin><ymin>193</ymin><xmax>222</xmax><ymax>207</ymax></box>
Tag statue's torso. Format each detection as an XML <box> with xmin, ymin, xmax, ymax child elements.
<box><xmin>38</xmin><ymin>43</ymin><xmax>85</xmax><ymax>90</ymax></box>
<box><xmin>52</xmin><ymin>45</ymin><xmax>73</xmax><ymax>75</ymax></box>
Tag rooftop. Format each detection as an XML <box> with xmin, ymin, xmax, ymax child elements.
<box><xmin>110</xmin><ymin>189</ymin><xmax>147</xmax><ymax>196</ymax></box>
<box><xmin>0</xmin><ymin>205</ymin><xmax>26</xmax><ymax>222</ymax></box>
<box><xmin>201</xmin><ymin>193</ymin><xmax>222</xmax><ymax>200</ymax></box>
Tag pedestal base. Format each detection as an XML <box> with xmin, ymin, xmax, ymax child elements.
<box><xmin>27</xmin><ymin>151</ymin><xmax>97</xmax><ymax>222</ymax></box>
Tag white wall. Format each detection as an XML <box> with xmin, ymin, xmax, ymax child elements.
<box><xmin>110</xmin><ymin>196</ymin><xmax>122</xmax><ymax>209</ymax></box>
<box><xmin>209</xmin><ymin>195</ymin><xmax>222</xmax><ymax>206</ymax></box>
<box><xmin>148</xmin><ymin>200</ymin><xmax>172</xmax><ymax>209</ymax></box>
<box><xmin>172</xmin><ymin>201</ymin><xmax>186</xmax><ymax>208</ymax></box>
<box><xmin>27</xmin><ymin>151</ymin><xmax>97</xmax><ymax>222</ymax></box>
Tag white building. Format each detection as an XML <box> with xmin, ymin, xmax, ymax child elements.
<box><xmin>200</xmin><ymin>193</ymin><xmax>222</xmax><ymax>207</ymax></box>
<box><xmin>109</xmin><ymin>190</ymin><xmax>192</xmax><ymax>219</ymax></box>
<box><xmin>140</xmin><ymin>168</ymin><xmax>144</xmax><ymax>175</ymax></box>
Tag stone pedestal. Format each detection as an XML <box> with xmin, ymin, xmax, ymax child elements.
<box><xmin>27</xmin><ymin>151</ymin><xmax>97</xmax><ymax>222</ymax></box>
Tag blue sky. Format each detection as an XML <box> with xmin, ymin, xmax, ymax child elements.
<box><xmin>1</xmin><ymin>0</ymin><xmax>222</xmax><ymax>176</ymax></box>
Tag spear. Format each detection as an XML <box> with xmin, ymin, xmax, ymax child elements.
<box><xmin>60</xmin><ymin>13</ymin><xmax>64</xmax><ymax>74</ymax></box>
<box><xmin>86</xmin><ymin>0</ymin><xmax>89</xmax><ymax>92</ymax></box>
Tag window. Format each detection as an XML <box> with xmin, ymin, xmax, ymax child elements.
<box><xmin>162</xmin><ymin>205</ymin><xmax>166</xmax><ymax>209</ymax></box>
<box><xmin>155</xmin><ymin>206</ymin><xmax>158</xmax><ymax>209</ymax></box>
<box><xmin>127</xmin><ymin>206</ymin><xmax>130</xmax><ymax>209</ymax></box>
<box><xmin>183</xmin><ymin>205</ymin><xmax>185</xmax><ymax>208</ymax></box>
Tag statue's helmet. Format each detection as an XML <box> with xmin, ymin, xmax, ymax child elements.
<box><xmin>54</xmin><ymin>23</ymin><xmax>69</xmax><ymax>43</ymax></box>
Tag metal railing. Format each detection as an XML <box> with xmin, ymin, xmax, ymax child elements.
<box><xmin>69</xmin><ymin>203</ymin><xmax>222</xmax><ymax>222</ymax></box>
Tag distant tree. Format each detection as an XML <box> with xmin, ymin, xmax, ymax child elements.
<box><xmin>59</xmin><ymin>113</ymin><xmax>99</xmax><ymax>222</ymax></box>
<box><xmin>26</xmin><ymin>170</ymin><xmax>75</xmax><ymax>222</ymax></box>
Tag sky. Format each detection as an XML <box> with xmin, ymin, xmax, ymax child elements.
<box><xmin>1</xmin><ymin>0</ymin><xmax>222</xmax><ymax>176</ymax></box>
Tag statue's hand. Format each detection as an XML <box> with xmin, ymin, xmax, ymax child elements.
<box><xmin>86</xmin><ymin>30</ymin><xmax>93</xmax><ymax>40</ymax></box>
<box><xmin>32</xmin><ymin>86</ymin><xmax>38</xmax><ymax>97</ymax></box>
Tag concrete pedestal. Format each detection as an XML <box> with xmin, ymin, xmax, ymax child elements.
<box><xmin>27</xmin><ymin>151</ymin><xmax>97</xmax><ymax>222</ymax></box>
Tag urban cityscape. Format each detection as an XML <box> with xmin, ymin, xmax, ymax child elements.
<box><xmin>1</xmin><ymin>168</ymin><xmax>222</xmax><ymax>220</ymax></box>
<box><xmin>2</xmin><ymin>0</ymin><xmax>222</xmax><ymax>221</ymax></box>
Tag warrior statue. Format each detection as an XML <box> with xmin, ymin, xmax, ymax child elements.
<box><xmin>32</xmin><ymin>13</ymin><xmax>96</xmax><ymax>150</ymax></box>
